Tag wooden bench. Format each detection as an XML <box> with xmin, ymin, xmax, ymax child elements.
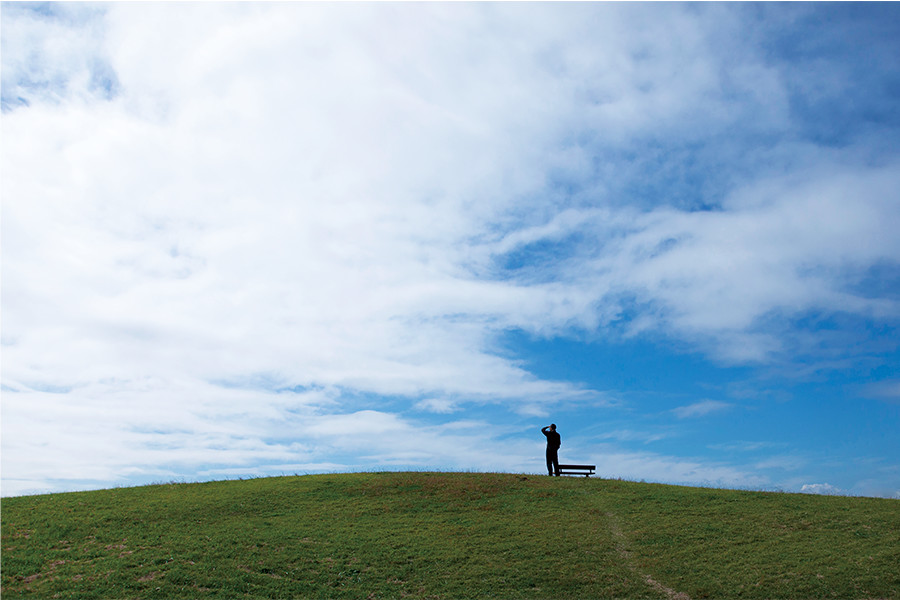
<box><xmin>558</xmin><ymin>464</ymin><xmax>595</xmax><ymax>477</ymax></box>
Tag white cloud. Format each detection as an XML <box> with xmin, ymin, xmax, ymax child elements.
<box><xmin>711</xmin><ymin>441</ymin><xmax>787</xmax><ymax>453</ymax></box>
<box><xmin>595</xmin><ymin>429</ymin><xmax>667</xmax><ymax>444</ymax></box>
<box><xmin>672</xmin><ymin>400</ymin><xmax>733</xmax><ymax>419</ymax></box>
<box><xmin>864</xmin><ymin>379</ymin><xmax>900</xmax><ymax>402</ymax></box>
<box><xmin>415</xmin><ymin>398</ymin><xmax>459</xmax><ymax>414</ymax></box>
<box><xmin>588</xmin><ymin>450</ymin><xmax>769</xmax><ymax>490</ymax></box>
<box><xmin>0</xmin><ymin>3</ymin><xmax>114</xmax><ymax>108</ymax></box>
<box><xmin>800</xmin><ymin>483</ymin><xmax>845</xmax><ymax>496</ymax></box>
<box><xmin>3</xmin><ymin>3</ymin><xmax>899</xmax><ymax>495</ymax></box>
<box><xmin>592</xmin><ymin>162</ymin><xmax>900</xmax><ymax>362</ymax></box>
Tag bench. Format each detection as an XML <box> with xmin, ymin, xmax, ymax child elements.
<box><xmin>558</xmin><ymin>464</ymin><xmax>595</xmax><ymax>477</ymax></box>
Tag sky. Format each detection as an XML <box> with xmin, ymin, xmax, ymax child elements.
<box><xmin>2</xmin><ymin>2</ymin><xmax>899</xmax><ymax>499</ymax></box>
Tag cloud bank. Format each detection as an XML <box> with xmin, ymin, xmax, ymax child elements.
<box><xmin>3</xmin><ymin>3</ymin><xmax>899</xmax><ymax>496</ymax></box>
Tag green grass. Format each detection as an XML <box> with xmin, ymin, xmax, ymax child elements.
<box><xmin>2</xmin><ymin>472</ymin><xmax>898</xmax><ymax>599</ymax></box>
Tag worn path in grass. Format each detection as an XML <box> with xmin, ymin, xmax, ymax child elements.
<box><xmin>2</xmin><ymin>472</ymin><xmax>899</xmax><ymax>599</ymax></box>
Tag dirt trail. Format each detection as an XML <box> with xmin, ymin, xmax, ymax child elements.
<box><xmin>606</xmin><ymin>512</ymin><xmax>691</xmax><ymax>600</ymax></box>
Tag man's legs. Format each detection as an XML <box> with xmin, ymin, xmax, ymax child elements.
<box><xmin>546</xmin><ymin>448</ymin><xmax>560</xmax><ymax>476</ymax></box>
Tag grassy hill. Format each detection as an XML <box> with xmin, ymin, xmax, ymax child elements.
<box><xmin>2</xmin><ymin>472</ymin><xmax>898</xmax><ymax>599</ymax></box>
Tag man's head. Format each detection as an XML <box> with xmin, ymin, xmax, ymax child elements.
<box><xmin>550</xmin><ymin>424</ymin><xmax>556</xmax><ymax>431</ymax></box>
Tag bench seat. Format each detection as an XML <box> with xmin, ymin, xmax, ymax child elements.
<box><xmin>558</xmin><ymin>464</ymin><xmax>595</xmax><ymax>477</ymax></box>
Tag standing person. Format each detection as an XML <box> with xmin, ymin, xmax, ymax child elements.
<box><xmin>542</xmin><ymin>424</ymin><xmax>561</xmax><ymax>476</ymax></box>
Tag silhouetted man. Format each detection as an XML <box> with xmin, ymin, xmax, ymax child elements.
<box><xmin>542</xmin><ymin>424</ymin><xmax>561</xmax><ymax>476</ymax></box>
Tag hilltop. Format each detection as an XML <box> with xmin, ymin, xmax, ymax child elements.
<box><xmin>2</xmin><ymin>472</ymin><xmax>898</xmax><ymax>599</ymax></box>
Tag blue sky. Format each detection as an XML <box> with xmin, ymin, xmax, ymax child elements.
<box><xmin>2</xmin><ymin>2</ymin><xmax>899</xmax><ymax>498</ymax></box>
